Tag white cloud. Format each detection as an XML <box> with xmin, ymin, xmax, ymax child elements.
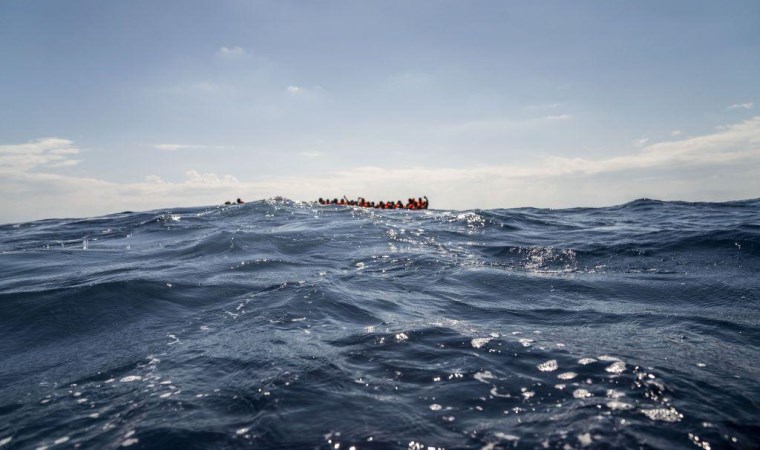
<box><xmin>184</xmin><ymin>170</ymin><xmax>238</xmax><ymax>184</ymax></box>
<box><xmin>728</xmin><ymin>102</ymin><xmax>753</xmax><ymax>110</ymax></box>
<box><xmin>0</xmin><ymin>137</ymin><xmax>81</xmax><ymax>173</ymax></box>
<box><xmin>634</xmin><ymin>137</ymin><xmax>649</xmax><ymax>147</ymax></box>
<box><xmin>544</xmin><ymin>114</ymin><xmax>572</xmax><ymax>120</ymax></box>
<box><xmin>286</xmin><ymin>86</ymin><xmax>303</xmax><ymax>95</ymax></box>
<box><xmin>301</xmin><ymin>151</ymin><xmax>322</xmax><ymax>158</ymax></box>
<box><xmin>47</xmin><ymin>159</ymin><xmax>81</xmax><ymax>168</ymax></box>
<box><xmin>283</xmin><ymin>85</ymin><xmax>326</xmax><ymax>100</ymax></box>
<box><xmin>553</xmin><ymin>116</ymin><xmax>760</xmax><ymax>176</ymax></box>
<box><xmin>145</xmin><ymin>175</ymin><xmax>166</xmax><ymax>184</ymax></box>
<box><xmin>671</xmin><ymin>130</ymin><xmax>682</xmax><ymax>137</ymax></box>
<box><xmin>217</xmin><ymin>46</ymin><xmax>245</xmax><ymax>56</ymax></box>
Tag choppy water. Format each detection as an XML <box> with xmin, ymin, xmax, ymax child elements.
<box><xmin>1</xmin><ymin>198</ymin><xmax>759</xmax><ymax>450</ymax></box>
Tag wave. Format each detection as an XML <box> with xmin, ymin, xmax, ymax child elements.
<box><xmin>0</xmin><ymin>198</ymin><xmax>758</xmax><ymax>449</ymax></box>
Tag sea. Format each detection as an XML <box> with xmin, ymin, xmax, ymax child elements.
<box><xmin>0</xmin><ymin>198</ymin><xmax>758</xmax><ymax>450</ymax></box>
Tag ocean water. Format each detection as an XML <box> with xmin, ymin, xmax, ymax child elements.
<box><xmin>0</xmin><ymin>198</ymin><xmax>758</xmax><ymax>450</ymax></box>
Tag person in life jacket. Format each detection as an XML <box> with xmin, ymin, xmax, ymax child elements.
<box><xmin>318</xmin><ymin>196</ymin><xmax>429</xmax><ymax>209</ymax></box>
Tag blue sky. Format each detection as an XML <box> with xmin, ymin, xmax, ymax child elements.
<box><xmin>1</xmin><ymin>0</ymin><xmax>759</xmax><ymax>222</ymax></box>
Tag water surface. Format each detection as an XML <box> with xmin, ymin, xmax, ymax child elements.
<box><xmin>1</xmin><ymin>198</ymin><xmax>758</xmax><ymax>449</ymax></box>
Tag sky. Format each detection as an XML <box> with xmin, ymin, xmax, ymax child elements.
<box><xmin>1</xmin><ymin>0</ymin><xmax>759</xmax><ymax>223</ymax></box>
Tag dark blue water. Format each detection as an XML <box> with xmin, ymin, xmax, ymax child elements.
<box><xmin>1</xmin><ymin>198</ymin><xmax>758</xmax><ymax>450</ymax></box>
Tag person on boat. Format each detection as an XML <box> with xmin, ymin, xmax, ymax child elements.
<box><xmin>316</xmin><ymin>196</ymin><xmax>427</xmax><ymax>209</ymax></box>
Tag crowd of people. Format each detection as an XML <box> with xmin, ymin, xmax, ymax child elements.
<box><xmin>220</xmin><ymin>196</ymin><xmax>429</xmax><ymax>209</ymax></box>
<box><xmin>318</xmin><ymin>196</ymin><xmax>428</xmax><ymax>210</ymax></box>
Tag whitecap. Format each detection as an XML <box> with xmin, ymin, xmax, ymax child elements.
<box><xmin>606</xmin><ymin>401</ymin><xmax>633</xmax><ymax>410</ymax></box>
<box><xmin>490</xmin><ymin>386</ymin><xmax>511</xmax><ymax>398</ymax></box>
<box><xmin>605</xmin><ymin>361</ymin><xmax>626</xmax><ymax>374</ymax></box>
<box><xmin>474</xmin><ymin>371</ymin><xmax>495</xmax><ymax>383</ymax></box>
<box><xmin>572</xmin><ymin>389</ymin><xmax>592</xmax><ymax>398</ymax></box>
<box><xmin>557</xmin><ymin>372</ymin><xmax>577</xmax><ymax>380</ymax></box>
<box><xmin>494</xmin><ymin>433</ymin><xmax>519</xmax><ymax>442</ymax></box>
<box><xmin>606</xmin><ymin>389</ymin><xmax>625</xmax><ymax>399</ymax></box>
<box><xmin>518</xmin><ymin>338</ymin><xmax>533</xmax><ymax>347</ymax></box>
<box><xmin>537</xmin><ymin>360</ymin><xmax>558</xmax><ymax>372</ymax></box>
<box><xmin>471</xmin><ymin>337</ymin><xmax>491</xmax><ymax>349</ymax></box>
<box><xmin>640</xmin><ymin>407</ymin><xmax>683</xmax><ymax>422</ymax></box>
<box><xmin>119</xmin><ymin>375</ymin><xmax>142</xmax><ymax>383</ymax></box>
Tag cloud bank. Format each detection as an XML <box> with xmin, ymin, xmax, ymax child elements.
<box><xmin>2</xmin><ymin>117</ymin><xmax>760</xmax><ymax>223</ymax></box>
